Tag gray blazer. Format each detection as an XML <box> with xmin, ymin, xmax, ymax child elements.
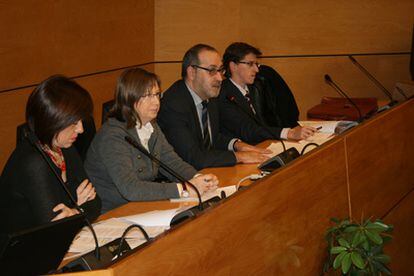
<box><xmin>85</xmin><ymin>118</ymin><xmax>197</xmax><ymax>213</ymax></box>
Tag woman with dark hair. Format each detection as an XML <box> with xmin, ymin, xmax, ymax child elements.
<box><xmin>0</xmin><ymin>75</ymin><xmax>101</xmax><ymax>234</ymax></box>
<box><xmin>85</xmin><ymin>68</ymin><xmax>218</xmax><ymax>213</ymax></box>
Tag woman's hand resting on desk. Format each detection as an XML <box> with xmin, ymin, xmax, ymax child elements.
<box><xmin>188</xmin><ymin>174</ymin><xmax>219</xmax><ymax>196</ymax></box>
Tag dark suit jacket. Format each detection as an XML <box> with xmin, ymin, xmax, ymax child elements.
<box><xmin>158</xmin><ymin>80</ymin><xmax>237</xmax><ymax>170</ymax></box>
<box><xmin>218</xmin><ymin>78</ymin><xmax>282</xmax><ymax>144</ymax></box>
<box><xmin>253</xmin><ymin>65</ymin><xmax>299</xmax><ymax>128</ymax></box>
<box><xmin>0</xmin><ymin>136</ymin><xmax>101</xmax><ymax>234</ymax></box>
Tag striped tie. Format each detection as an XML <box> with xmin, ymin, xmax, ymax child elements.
<box><xmin>201</xmin><ymin>100</ymin><xmax>211</xmax><ymax>149</ymax></box>
<box><xmin>245</xmin><ymin>92</ymin><xmax>256</xmax><ymax>114</ymax></box>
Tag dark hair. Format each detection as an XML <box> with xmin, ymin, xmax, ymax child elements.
<box><xmin>26</xmin><ymin>75</ymin><xmax>93</xmax><ymax>147</ymax></box>
<box><xmin>109</xmin><ymin>68</ymin><xmax>160</xmax><ymax>128</ymax></box>
<box><xmin>223</xmin><ymin>42</ymin><xmax>262</xmax><ymax>77</ymax></box>
<box><xmin>181</xmin><ymin>44</ymin><xmax>218</xmax><ymax>79</ymax></box>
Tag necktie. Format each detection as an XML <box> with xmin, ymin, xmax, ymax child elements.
<box><xmin>245</xmin><ymin>91</ymin><xmax>256</xmax><ymax>114</ymax></box>
<box><xmin>201</xmin><ymin>100</ymin><xmax>212</xmax><ymax>149</ymax></box>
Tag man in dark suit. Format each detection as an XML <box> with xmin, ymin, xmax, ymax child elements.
<box><xmin>158</xmin><ymin>44</ymin><xmax>269</xmax><ymax>170</ymax></box>
<box><xmin>219</xmin><ymin>42</ymin><xmax>316</xmax><ymax>143</ymax></box>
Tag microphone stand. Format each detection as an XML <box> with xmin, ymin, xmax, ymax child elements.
<box><xmin>348</xmin><ymin>55</ymin><xmax>398</xmax><ymax>105</ymax></box>
<box><xmin>324</xmin><ymin>74</ymin><xmax>363</xmax><ymax>122</ymax></box>
<box><xmin>124</xmin><ymin>136</ymin><xmax>204</xmax><ymax>211</ymax></box>
<box><xmin>24</xmin><ymin>128</ymin><xmax>101</xmax><ymax>261</ymax></box>
<box><xmin>226</xmin><ymin>96</ymin><xmax>287</xmax><ymax>151</ymax></box>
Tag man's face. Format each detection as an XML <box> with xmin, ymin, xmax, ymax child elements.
<box><xmin>191</xmin><ymin>50</ymin><xmax>224</xmax><ymax>100</ymax></box>
<box><xmin>231</xmin><ymin>53</ymin><xmax>260</xmax><ymax>86</ymax></box>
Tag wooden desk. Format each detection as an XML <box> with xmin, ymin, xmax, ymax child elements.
<box><xmin>62</xmin><ymin>98</ymin><xmax>413</xmax><ymax>275</ymax></box>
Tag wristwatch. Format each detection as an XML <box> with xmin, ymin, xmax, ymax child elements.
<box><xmin>181</xmin><ymin>189</ymin><xmax>190</xmax><ymax>198</ymax></box>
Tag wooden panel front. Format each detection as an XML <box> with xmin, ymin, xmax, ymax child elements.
<box><xmin>109</xmin><ymin>139</ymin><xmax>348</xmax><ymax>275</ymax></box>
<box><xmin>346</xmin><ymin>99</ymin><xmax>414</xmax><ymax>218</ymax></box>
<box><xmin>383</xmin><ymin>190</ymin><xmax>414</xmax><ymax>275</ymax></box>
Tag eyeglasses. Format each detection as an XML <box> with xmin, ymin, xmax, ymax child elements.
<box><xmin>237</xmin><ymin>61</ymin><xmax>261</xmax><ymax>68</ymax></box>
<box><xmin>191</xmin><ymin>65</ymin><xmax>226</xmax><ymax>76</ymax></box>
<box><xmin>140</xmin><ymin>92</ymin><xmax>162</xmax><ymax>100</ymax></box>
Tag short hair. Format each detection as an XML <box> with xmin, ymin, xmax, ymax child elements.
<box><xmin>26</xmin><ymin>75</ymin><xmax>93</xmax><ymax>147</ymax></box>
<box><xmin>181</xmin><ymin>44</ymin><xmax>218</xmax><ymax>79</ymax></box>
<box><xmin>223</xmin><ymin>42</ymin><xmax>262</xmax><ymax>77</ymax></box>
<box><xmin>109</xmin><ymin>67</ymin><xmax>161</xmax><ymax>128</ymax></box>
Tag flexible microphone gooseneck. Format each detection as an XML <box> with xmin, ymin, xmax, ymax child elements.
<box><xmin>226</xmin><ymin>95</ymin><xmax>287</xmax><ymax>152</ymax></box>
<box><xmin>124</xmin><ymin>136</ymin><xmax>204</xmax><ymax>211</ymax></box>
<box><xmin>324</xmin><ymin>74</ymin><xmax>363</xmax><ymax>122</ymax></box>
<box><xmin>348</xmin><ymin>55</ymin><xmax>397</xmax><ymax>104</ymax></box>
<box><xmin>24</xmin><ymin>129</ymin><xmax>101</xmax><ymax>260</ymax></box>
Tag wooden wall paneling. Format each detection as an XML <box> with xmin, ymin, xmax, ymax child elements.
<box><xmin>383</xmin><ymin>190</ymin><xmax>414</xmax><ymax>275</ymax></box>
<box><xmin>240</xmin><ymin>0</ymin><xmax>414</xmax><ymax>55</ymax></box>
<box><xmin>109</xmin><ymin>139</ymin><xmax>349</xmax><ymax>275</ymax></box>
<box><xmin>0</xmin><ymin>0</ymin><xmax>154</xmax><ymax>91</ymax></box>
<box><xmin>154</xmin><ymin>0</ymin><xmax>241</xmax><ymax>61</ymax></box>
<box><xmin>345</xmin><ymin>99</ymin><xmax>414</xmax><ymax>219</ymax></box>
<box><xmin>0</xmin><ymin>89</ymin><xmax>31</xmax><ymax>170</ymax></box>
<box><xmin>260</xmin><ymin>55</ymin><xmax>412</xmax><ymax>120</ymax></box>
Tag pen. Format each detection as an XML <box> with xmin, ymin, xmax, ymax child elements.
<box><xmin>316</xmin><ymin>126</ymin><xmax>322</xmax><ymax>131</ymax></box>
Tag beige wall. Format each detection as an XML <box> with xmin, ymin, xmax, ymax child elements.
<box><xmin>1</xmin><ymin>0</ymin><xmax>413</xmax><ymax>170</ymax></box>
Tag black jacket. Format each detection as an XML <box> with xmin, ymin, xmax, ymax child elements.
<box><xmin>158</xmin><ymin>80</ymin><xmax>237</xmax><ymax>170</ymax></box>
<box><xmin>219</xmin><ymin>78</ymin><xmax>283</xmax><ymax>144</ymax></box>
<box><xmin>0</xmin><ymin>137</ymin><xmax>101</xmax><ymax>234</ymax></box>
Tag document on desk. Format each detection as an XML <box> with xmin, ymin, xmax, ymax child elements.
<box><xmin>298</xmin><ymin>120</ymin><xmax>358</xmax><ymax>134</ymax></box>
<box><xmin>170</xmin><ymin>185</ymin><xmax>237</xmax><ymax>203</ymax></box>
<box><xmin>119</xmin><ymin>207</ymin><xmax>189</xmax><ymax>227</ymax></box>
<box><xmin>266</xmin><ymin>132</ymin><xmax>335</xmax><ymax>157</ymax></box>
<box><xmin>66</xmin><ymin>217</ymin><xmax>168</xmax><ymax>258</ymax></box>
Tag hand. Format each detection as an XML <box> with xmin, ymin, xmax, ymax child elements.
<box><xmin>188</xmin><ymin>174</ymin><xmax>219</xmax><ymax>196</ymax></box>
<box><xmin>235</xmin><ymin>151</ymin><xmax>269</xmax><ymax>164</ymax></box>
<box><xmin>234</xmin><ymin>141</ymin><xmax>272</xmax><ymax>154</ymax></box>
<box><xmin>51</xmin><ymin>203</ymin><xmax>79</xmax><ymax>221</ymax></box>
<box><xmin>76</xmin><ymin>179</ymin><xmax>96</xmax><ymax>206</ymax></box>
<box><xmin>287</xmin><ymin>126</ymin><xmax>317</xmax><ymax>140</ymax></box>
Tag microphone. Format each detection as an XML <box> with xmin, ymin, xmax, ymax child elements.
<box><xmin>226</xmin><ymin>95</ymin><xmax>286</xmax><ymax>152</ymax></box>
<box><xmin>23</xmin><ymin>129</ymin><xmax>100</xmax><ymax>260</ymax></box>
<box><xmin>348</xmin><ymin>55</ymin><xmax>398</xmax><ymax>105</ymax></box>
<box><xmin>25</xmin><ymin>127</ymin><xmax>141</xmax><ymax>272</ymax></box>
<box><xmin>124</xmin><ymin>136</ymin><xmax>204</xmax><ymax>211</ymax></box>
<box><xmin>324</xmin><ymin>74</ymin><xmax>363</xmax><ymax>122</ymax></box>
<box><xmin>226</xmin><ymin>96</ymin><xmax>300</xmax><ymax>172</ymax></box>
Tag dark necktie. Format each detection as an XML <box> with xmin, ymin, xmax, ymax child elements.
<box><xmin>201</xmin><ymin>100</ymin><xmax>212</xmax><ymax>149</ymax></box>
<box><xmin>245</xmin><ymin>91</ymin><xmax>256</xmax><ymax>114</ymax></box>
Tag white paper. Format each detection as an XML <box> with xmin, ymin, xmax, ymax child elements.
<box><xmin>66</xmin><ymin>217</ymin><xmax>168</xmax><ymax>255</ymax></box>
<box><xmin>170</xmin><ymin>185</ymin><xmax>238</xmax><ymax>203</ymax></box>
<box><xmin>119</xmin><ymin>208</ymin><xmax>183</xmax><ymax>227</ymax></box>
<box><xmin>298</xmin><ymin>120</ymin><xmax>340</xmax><ymax>134</ymax></box>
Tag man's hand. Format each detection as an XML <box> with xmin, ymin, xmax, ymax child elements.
<box><xmin>287</xmin><ymin>126</ymin><xmax>317</xmax><ymax>140</ymax></box>
<box><xmin>234</xmin><ymin>140</ymin><xmax>272</xmax><ymax>154</ymax></box>
<box><xmin>235</xmin><ymin>151</ymin><xmax>269</xmax><ymax>164</ymax></box>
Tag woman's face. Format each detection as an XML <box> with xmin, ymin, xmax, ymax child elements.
<box><xmin>53</xmin><ymin>120</ymin><xmax>84</xmax><ymax>148</ymax></box>
<box><xmin>134</xmin><ymin>83</ymin><xmax>161</xmax><ymax>126</ymax></box>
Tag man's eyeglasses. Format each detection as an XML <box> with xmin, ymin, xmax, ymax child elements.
<box><xmin>140</xmin><ymin>92</ymin><xmax>162</xmax><ymax>100</ymax></box>
<box><xmin>237</xmin><ymin>61</ymin><xmax>261</xmax><ymax>68</ymax></box>
<box><xmin>191</xmin><ymin>65</ymin><xmax>226</xmax><ymax>76</ymax></box>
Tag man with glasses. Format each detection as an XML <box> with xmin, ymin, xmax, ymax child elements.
<box><xmin>219</xmin><ymin>42</ymin><xmax>316</xmax><ymax>143</ymax></box>
<box><xmin>158</xmin><ymin>44</ymin><xmax>270</xmax><ymax>170</ymax></box>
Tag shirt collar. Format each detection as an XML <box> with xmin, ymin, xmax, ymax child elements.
<box><xmin>185</xmin><ymin>81</ymin><xmax>204</xmax><ymax>107</ymax></box>
<box><xmin>229</xmin><ymin>78</ymin><xmax>249</xmax><ymax>96</ymax></box>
